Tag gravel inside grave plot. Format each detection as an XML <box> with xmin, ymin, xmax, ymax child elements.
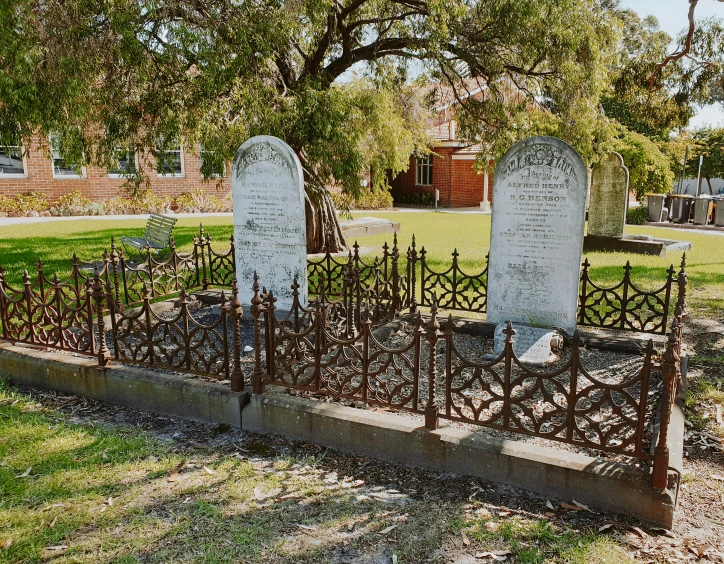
<box><xmin>285</xmin><ymin>319</ymin><xmax>665</xmax><ymax>465</ymax></box>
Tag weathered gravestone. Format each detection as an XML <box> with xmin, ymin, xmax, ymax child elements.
<box><xmin>232</xmin><ymin>136</ymin><xmax>307</xmax><ymax>310</ymax></box>
<box><xmin>587</xmin><ymin>152</ymin><xmax>629</xmax><ymax>238</ymax></box>
<box><xmin>487</xmin><ymin>136</ymin><xmax>588</xmax><ymax>335</ymax></box>
<box><xmin>488</xmin><ymin>324</ymin><xmax>563</xmax><ymax>366</ymax></box>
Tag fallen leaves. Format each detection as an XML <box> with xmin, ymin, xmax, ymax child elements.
<box><xmin>377</xmin><ymin>524</ymin><xmax>399</xmax><ymax>535</ymax></box>
<box><xmin>100</xmin><ymin>497</ymin><xmax>113</xmax><ymax>513</ymax></box>
<box><xmin>167</xmin><ymin>470</ymin><xmax>179</xmax><ymax>483</ymax></box>
<box><xmin>1</xmin><ymin>539</ymin><xmax>12</xmax><ymax>550</ymax></box>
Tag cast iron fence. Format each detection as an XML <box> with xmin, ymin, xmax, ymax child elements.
<box><xmin>0</xmin><ymin>225</ymin><xmax>683</xmax><ymax>336</ymax></box>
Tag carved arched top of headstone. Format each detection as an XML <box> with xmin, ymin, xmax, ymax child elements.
<box><xmin>496</xmin><ymin>136</ymin><xmax>587</xmax><ymax>185</ymax></box>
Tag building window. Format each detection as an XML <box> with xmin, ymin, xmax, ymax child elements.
<box><xmin>200</xmin><ymin>145</ymin><xmax>225</xmax><ymax>178</ymax></box>
<box><xmin>0</xmin><ymin>146</ymin><xmax>26</xmax><ymax>176</ymax></box>
<box><xmin>109</xmin><ymin>148</ymin><xmax>138</xmax><ymax>178</ymax></box>
<box><xmin>50</xmin><ymin>135</ymin><xmax>84</xmax><ymax>178</ymax></box>
<box><xmin>416</xmin><ymin>155</ymin><xmax>433</xmax><ymax>186</ymax></box>
<box><xmin>155</xmin><ymin>141</ymin><xmax>184</xmax><ymax>177</ymax></box>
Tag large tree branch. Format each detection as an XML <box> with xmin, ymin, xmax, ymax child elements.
<box><xmin>648</xmin><ymin>0</ymin><xmax>698</xmax><ymax>92</ymax></box>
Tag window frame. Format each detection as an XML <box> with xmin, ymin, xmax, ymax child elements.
<box><xmin>155</xmin><ymin>141</ymin><xmax>185</xmax><ymax>178</ymax></box>
<box><xmin>200</xmin><ymin>144</ymin><xmax>225</xmax><ymax>178</ymax></box>
<box><xmin>108</xmin><ymin>148</ymin><xmax>139</xmax><ymax>179</ymax></box>
<box><xmin>415</xmin><ymin>155</ymin><xmax>433</xmax><ymax>186</ymax></box>
<box><xmin>0</xmin><ymin>146</ymin><xmax>27</xmax><ymax>178</ymax></box>
<box><xmin>49</xmin><ymin>135</ymin><xmax>85</xmax><ymax>179</ymax></box>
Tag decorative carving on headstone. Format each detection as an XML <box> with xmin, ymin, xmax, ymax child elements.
<box><xmin>487</xmin><ymin>136</ymin><xmax>588</xmax><ymax>334</ymax></box>
<box><xmin>232</xmin><ymin>136</ymin><xmax>307</xmax><ymax>310</ymax></box>
<box><xmin>588</xmin><ymin>152</ymin><xmax>629</xmax><ymax>238</ymax></box>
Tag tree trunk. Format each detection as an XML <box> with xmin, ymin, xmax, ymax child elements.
<box><xmin>305</xmin><ymin>190</ymin><xmax>346</xmax><ymax>253</ymax></box>
<box><xmin>297</xmin><ymin>149</ymin><xmax>347</xmax><ymax>254</ymax></box>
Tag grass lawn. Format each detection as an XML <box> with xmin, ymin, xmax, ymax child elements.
<box><xmin>0</xmin><ymin>380</ymin><xmax>635</xmax><ymax>564</ymax></box>
<box><xmin>0</xmin><ymin>211</ymin><xmax>721</xmax><ymax>315</ymax></box>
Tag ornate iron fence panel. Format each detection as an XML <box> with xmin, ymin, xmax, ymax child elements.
<box><xmin>108</xmin><ymin>285</ymin><xmax>235</xmax><ymax>380</ymax></box>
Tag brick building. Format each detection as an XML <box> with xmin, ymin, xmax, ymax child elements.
<box><xmin>390</xmin><ymin>83</ymin><xmax>494</xmax><ymax>210</ymax></box>
<box><xmin>0</xmin><ymin>136</ymin><xmax>230</xmax><ymax>202</ymax></box>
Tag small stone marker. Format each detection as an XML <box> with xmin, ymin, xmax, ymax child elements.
<box><xmin>487</xmin><ymin>323</ymin><xmax>563</xmax><ymax>366</ymax></box>
<box><xmin>588</xmin><ymin>152</ymin><xmax>629</xmax><ymax>238</ymax></box>
<box><xmin>487</xmin><ymin>136</ymin><xmax>588</xmax><ymax>334</ymax></box>
<box><xmin>232</xmin><ymin>136</ymin><xmax>307</xmax><ymax>310</ymax></box>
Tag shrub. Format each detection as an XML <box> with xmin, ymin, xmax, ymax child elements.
<box><xmin>331</xmin><ymin>189</ymin><xmax>394</xmax><ymax>211</ymax></box>
<box><xmin>0</xmin><ymin>195</ymin><xmax>19</xmax><ymax>214</ymax></box>
<box><xmin>626</xmin><ymin>205</ymin><xmax>649</xmax><ymax>225</ymax></box>
<box><xmin>15</xmin><ymin>192</ymin><xmax>49</xmax><ymax>213</ymax></box>
<box><xmin>175</xmin><ymin>188</ymin><xmax>227</xmax><ymax>213</ymax></box>
<box><xmin>51</xmin><ymin>190</ymin><xmax>94</xmax><ymax>216</ymax></box>
<box><xmin>393</xmin><ymin>192</ymin><xmax>435</xmax><ymax>207</ymax></box>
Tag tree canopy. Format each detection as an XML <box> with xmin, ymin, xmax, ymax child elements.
<box><xmin>1</xmin><ymin>0</ymin><xmax>620</xmax><ymax>249</ymax></box>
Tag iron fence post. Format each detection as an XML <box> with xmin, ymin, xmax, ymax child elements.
<box><xmin>179</xmin><ymin>288</ymin><xmax>192</xmax><ymax>372</ymax></box>
<box><xmin>444</xmin><ymin>314</ymin><xmax>453</xmax><ymax>418</ymax></box>
<box><xmin>661</xmin><ymin>264</ymin><xmax>675</xmax><ymax>334</ymax></box>
<box><xmin>199</xmin><ymin>225</ymin><xmax>210</xmax><ymax>290</ymax></box>
<box><xmin>220</xmin><ymin>291</ymin><xmax>231</xmax><ymax>382</ymax></box>
<box><xmin>565</xmin><ymin>330</ymin><xmax>581</xmax><ymax>442</ymax></box>
<box><xmin>110</xmin><ymin>238</ymin><xmax>122</xmax><ymax>311</ymax></box>
<box><xmin>635</xmin><ymin>340</ymin><xmax>654</xmax><ymax>456</ymax></box>
<box><xmin>230</xmin><ymin>278</ymin><xmax>245</xmax><ymax>392</ymax></box>
<box><xmin>425</xmin><ymin>300</ymin><xmax>440</xmax><ymax>430</ymax></box>
<box><xmin>652</xmin><ymin>321</ymin><xmax>680</xmax><ymax>489</ymax></box>
<box><xmin>620</xmin><ymin>261</ymin><xmax>631</xmax><ymax>330</ymax></box>
<box><xmin>23</xmin><ymin>270</ymin><xmax>33</xmax><ymax>345</ymax></box>
<box><xmin>0</xmin><ymin>270</ymin><xmax>8</xmax><ymax>342</ymax></box>
<box><xmin>142</xmin><ymin>282</ymin><xmax>154</xmax><ymax>366</ymax></box>
<box><xmin>419</xmin><ymin>246</ymin><xmax>427</xmax><ymax>309</ymax></box>
<box><xmin>451</xmin><ymin>248</ymin><xmax>459</xmax><ymax>310</ymax></box>
<box><xmin>408</xmin><ymin>235</ymin><xmax>417</xmax><ymax>313</ymax></box>
<box><xmin>251</xmin><ymin>273</ymin><xmax>266</xmax><ymax>394</ymax></box>
<box><xmin>578</xmin><ymin>258</ymin><xmax>589</xmax><ymax>326</ymax></box>
<box><xmin>93</xmin><ymin>271</ymin><xmax>110</xmax><ymax>367</ymax></box>
<box><xmin>502</xmin><ymin>321</ymin><xmax>516</xmax><ymax>430</ymax></box>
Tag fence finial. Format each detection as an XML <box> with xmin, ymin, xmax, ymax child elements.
<box><xmin>503</xmin><ymin>321</ymin><xmax>516</xmax><ymax>344</ymax></box>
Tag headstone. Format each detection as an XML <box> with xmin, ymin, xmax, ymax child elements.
<box><xmin>232</xmin><ymin>136</ymin><xmax>307</xmax><ymax>310</ymax></box>
<box><xmin>487</xmin><ymin>136</ymin><xmax>588</xmax><ymax>334</ymax></box>
<box><xmin>587</xmin><ymin>152</ymin><xmax>629</xmax><ymax>238</ymax></box>
<box><xmin>486</xmin><ymin>323</ymin><xmax>563</xmax><ymax>366</ymax></box>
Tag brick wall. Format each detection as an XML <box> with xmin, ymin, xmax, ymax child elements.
<box><xmin>391</xmin><ymin>151</ymin><xmax>493</xmax><ymax>208</ymax></box>
<box><xmin>0</xmin><ymin>136</ymin><xmax>231</xmax><ymax>202</ymax></box>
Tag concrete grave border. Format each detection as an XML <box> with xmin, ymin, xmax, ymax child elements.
<box><xmin>0</xmin><ymin>341</ymin><xmax>684</xmax><ymax>528</ymax></box>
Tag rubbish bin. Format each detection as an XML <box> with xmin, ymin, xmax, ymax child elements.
<box><xmin>693</xmin><ymin>196</ymin><xmax>713</xmax><ymax>225</ymax></box>
<box><xmin>669</xmin><ymin>194</ymin><xmax>695</xmax><ymax>224</ymax></box>
<box><xmin>646</xmin><ymin>194</ymin><xmax>667</xmax><ymax>222</ymax></box>
<box><xmin>713</xmin><ymin>196</ymin><xmax>724</xmax><ymax>227</ymax></box>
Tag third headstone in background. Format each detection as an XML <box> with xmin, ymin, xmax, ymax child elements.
<box><xmin>487</xmin><ymin>136</ymin><xmax>588</xmax><ymax>334</ymax></box>
<box><xmin>232</xmin><ymin>136</ymin><xmax>307</xmax><ymax>310</ymax></box>
<box><xmin>587</xmin><ymin>152</ymin><xmax>629</xmax><ymax>238</ymax></box>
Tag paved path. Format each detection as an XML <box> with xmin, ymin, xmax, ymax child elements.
<box><xmin>0</xmin><ymin>212</ymin><xmax>232</xmax><ymax>227</ymax></box>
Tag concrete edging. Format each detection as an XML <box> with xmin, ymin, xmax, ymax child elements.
<box><xmin>243</xmin><ymin>390</ymin><xmax>681</xmax><ymax>527</ymax></box>
<box><xmin>0</xmin><ymin>343</ymin><xmax>248</xmax><ymax>428</ymax></box>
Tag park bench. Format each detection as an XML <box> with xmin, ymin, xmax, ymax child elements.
<box><xmin>120</xmin><ymin>213</ymin><xmax>177</xmax><ymax>258</ymax></box>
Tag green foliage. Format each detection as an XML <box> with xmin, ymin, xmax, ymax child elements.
<box><xmin>175</xmin><ymin>188</ymin><xmax>227</xmax><ymax>213</ymax></box>
<box><xmin>626</xmin><ymin>205</ymin><xmax>649</xmax><ymax>225</ymax></box>
<box><xmin>1</xmin><ymin>0</ymin><xmax>622</xmax><ymax>197</ymax></box>
<box><xmin>687</xmin><ymin>128</ymin><xmax>724</xmax><ymax>191</ymax></box>
<box><xmin>393</xmin><ymin>192</ymin><xmax>436</xmax><ymax>207</ymax></box>
<box><xmin>613</xmin><ymin>125</ymin><xmax>674</xmax><ymax>199</ymax></box>
<box><xmin>331</xmin><ymin>189</ymin><xmax>393</xmax><ymax>212</ymax></box>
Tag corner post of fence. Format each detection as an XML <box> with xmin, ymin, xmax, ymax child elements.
<box><xmin>620</xmin><ymin>261</ymin><xmax>632</xmax><ymax>330</ymax></box>
<box><xmin>342</xmin><ymin>264</ymin><xmax>352</xmax><ymax>338</ymax></box>
<box><xmin>93</xmin><ymin>270</ymin><xmax>110</xmax><ymax>367</ymax></box>
<box><xmin>565</xmin><ymin>330</ymin><xmax>582</xmax><ymax>442</ymax></box>
<box><xmin>229</xmin><ymin>233</ymin><xmax>236</xmax><ymax>280</ymax></box>
<box><xmin>118</xmin><ymin>248</ymin><xmax>130</xmax><ymax>306</ymax></box>
<box><xmin>199</xmin><ymin>224</ymin><xmax>210</xmax><ymax>290</ymax></box>
<box><xmin>230</xmin><ymin>278</ymin><xmax>245</xmax><ymax>392</ymax></box>
<box><xmin>425</xmin><ymin>299</ymin><xmax>441</xmax><ymax>430</ymax></box>
<box><xmin>676</xmin><ymin>254</ymin><xmax>688</xmax><ymax>324</ymax></box>
<box><xmin>652</xmin><ymin>321</ymin><xmax>680</xmax><ymax>489</ymax></box>
<box><xmin>578</xmin><ymin>258</ymin><xmax>590</xmax><ymax>325</ymax></box>
<box><xmin>205</xmin><ymin>232</ymin><xmax>214</xmax><ymax>286</ymax></box>
<box><xmin>353</xmin><ymin>267</ymin><xmax>362</xmax><ymax>331</ymax></box>
<box><xmin>353</xmin><ymin>241</ymin><xmax>361</xmax><ymax>273</ymax></box>
<box><xmin>408</xmin><ymin>235</ymin><xmax>417</xmax><ymax>313</ymax></box>
<box><xmin>102</xmin><ymin>248</ymin><xmax>111</xmax><ymax>287</ymax></box>
<box><xmin>110</xmin><ymin>238</ymin><xmax>123</xmax><ymax>311</ymax></box>
<box><xmin>635</xmin><ymin>339</ymin><xmax>655</xmax><ymax>456</ymax></box>
<box><xmin>502</xmin><ymin>321</ymin><xmax>516</xmax><ymax>429</ymax></box>
<box><xmin>313</xmin><ymin>291</ymin><xmax>325</xmax><ymax>393</ymax></box>
<box><xmin>169</xmin><ymin>236</ymin><xmax>180</xmax><ymax>291</ymax></box>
